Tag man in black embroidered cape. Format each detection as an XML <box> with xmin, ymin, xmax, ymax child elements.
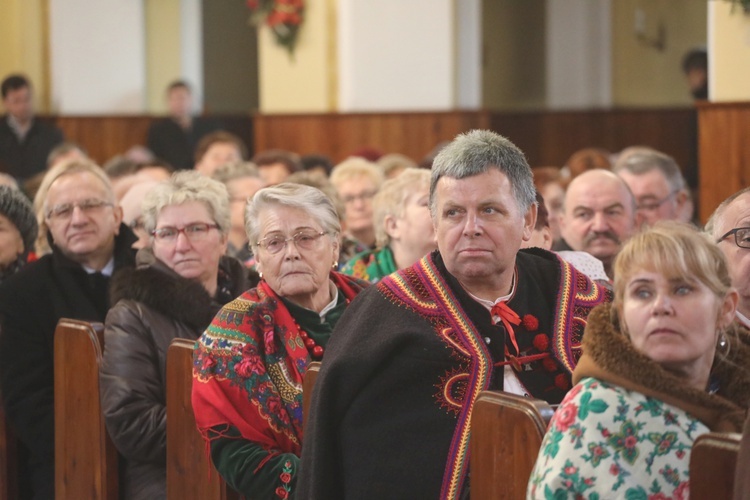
<box><xmin>298</xmin><ymin>130</ymin><xmax>612</xmax><ymax>499</ymax></box>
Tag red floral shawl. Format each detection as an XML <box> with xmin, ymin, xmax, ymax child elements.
<box><xmin>191</xmin><ymin>272</ymin><xmax>366</xmax><ymax>454</ymax></box>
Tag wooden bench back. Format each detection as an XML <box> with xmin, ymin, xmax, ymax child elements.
<box><xmin>734</xmin><ymin>417</ymin><xmax>750</xmax><ymax>500</ymax></box>
<box><xmin>166</xmin><ymin>338</ymin><xmax>237</xmax><ymax>500</ymax></box>
<box><xmin>1</xmin><ymin>317</ymin><xmax>19</xmax><ymax>500</ymax></box>
<box><xmin>53</xmin><ymin>318</ymin><xmax>118</xmax><ymax>499</ymax></box>
<box><xmin>470</xmin><ymin>390</ymin><xmax>554</xmax><ymax>499</ymax></box>
<box><xmin>0</xmin><ymin>385</ymin><xmax>20</xmax><ymax>500</ymax></box>
<box><xmin>690</xmin><ymin>432</ymin><xmax>741</xmax><ymax>500</ymax></box>
<box><xmin>302</xmin><ymin>361</ymin><xmax>321</xmax><ymax>426</ymax></box>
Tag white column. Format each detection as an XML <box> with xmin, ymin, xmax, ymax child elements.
<box><xmin>456</xmin><ymin>0</ymin><xmax>482</xmax><ymax>109</ymax></box>
<box><xmin>546</xmin><ymin>0</ymin><xmax>612</xmax><ymax>109</ymax></box>
<box><xmin>338</xmin><ymin>0</ymin><xmax>455</xmax><ymax>111</ymax></box>
<box><xmin>49</xmin><ymin>0</ymin><xmax>146</xmax><ymax>114</ymax></box>
<box><xmin>180</xmin><ymin>0</ymin><xmax>203</xmax><ymax>109</ymax></box>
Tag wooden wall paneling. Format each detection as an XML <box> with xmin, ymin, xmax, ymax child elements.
<box><xmin>253</xmin><ymin>111</ymin><xmax>490</xmax><ymax>163</ymax></box>
<box><xmin>51</xmin><ymin>115</ymin><xmax>253</xmax><ymax>167</ymax></box>
<box><xmin>698</xmin><ymin>102</ymin><xmax>750</xmax><ymax>223</ymax></box>
<box><xmin>490</xmin><ymin>108</ymin><xmax>695</xmax><ymax>171</ymax></box>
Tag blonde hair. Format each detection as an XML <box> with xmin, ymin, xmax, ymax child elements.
<box><xmin>613</xmin><ymin>222</ymin><xmax>733</xmax><ymax>326</ymax></box>
<box><xmin>373</xmin><ymin>168</ymin><xmax>430</xmax><ymax>248</ymax></box>
<box><xmin>329</xmin><ymin>157</ymin><xmax>384</xmax><ymax>191</ymax></box>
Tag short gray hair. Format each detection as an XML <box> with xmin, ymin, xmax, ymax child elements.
<box><xmin>705</xmin><ymin>186</ymin><xmax>750</xmax><ymax>238</ymax></box>
<box><xmin>245</xmin><ymin>183</ymin><xmax>341</xmax><ymax>252</ymax></box>
<box><xmin>141</xmin><ymin>170</ymin><xmax>230</xmax><ymax>236</ymax></box>
<box><xmin>613</xmin><ymin>150</ymin><xmax>686</xmax><ymax>193</ymax></box>
<box><xmin>429</xmin><ymin>130</ymin><xmax>535</xmax><ymax>216</ymax></box>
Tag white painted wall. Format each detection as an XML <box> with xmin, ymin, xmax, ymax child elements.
<box><xmin>338</xmin><ymin>0</ymin><xmax>455</xmax><ymax>111</ymax></box>
<box><xmin>180</xmin><ymin>0</ymin><xmax>203</xmax><ymax>110</ymax></box>
<box><xmin>546</xmin><ymin>0</ymin><xmax>612</xmax><ymax>109</ymax></box>
<box><xmin>708</xmin><ymin>0</ymin><xmax>750</xmax><ymax>102</ymax></box>
<box><xmin>49</xmin><ymin>0</ymin><xmax>146</xmax><ymax>114</ymax></box>
<box><xmin>456</xmin><ymin>0</ymin><xmax>482</xmax><ymax>109</ymax></box>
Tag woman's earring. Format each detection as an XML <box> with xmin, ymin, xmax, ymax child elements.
<box><xmin>718</xmin><ymin>330</ymin><xmax>728</xmax><ymax>349</ymax></box>
<box><xmin>332</xmin><ymin>261</ymin><xmax>339</xmax><ymax>269</ymax></box>
<box><xmin>259</xmin><ymin>271</ymin><xmax>263</xmax><ymax>279</ymax></box>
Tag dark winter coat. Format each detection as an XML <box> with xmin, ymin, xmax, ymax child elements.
<box><xmin>99</xmin><ymin>248</ymin><xmax>252</xmax><ymax>500</ymax></box>
<box><xmin>0</xmin><ymin>224</ymin><xmax>138</xmax><ymax>499</ymax></box>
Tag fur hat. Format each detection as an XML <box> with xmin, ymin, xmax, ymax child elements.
<box><xmin>0</xmin><ymin>185</ymin><xmax>38</xmax><ymax>256</ymax></box>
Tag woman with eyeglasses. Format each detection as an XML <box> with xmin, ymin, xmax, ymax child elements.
<box><xmin>191</xmin><ymin>183</ymin><xmax>368</xmax><ymax>499</ymax></box>
<box><xmin>527</xmin><ymin>222</ymin><xmax>750</xmax><ymax>499</ymax></box>
<box><xmin>99</xmin><ymin>171</ymin><xmax>253</xmax><ymax>500</ymax></box>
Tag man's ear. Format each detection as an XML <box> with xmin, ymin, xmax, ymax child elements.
<box><xmin>113</xmin><ymin>205</ymin><xmax>123</xmax><ymax>235</ymax></box>
<box><xmin>522</xmin><ymin>203</ymin><xmax>538</xmax><ymax>241</ymax></box>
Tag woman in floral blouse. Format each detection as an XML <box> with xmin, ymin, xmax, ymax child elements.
<box><xmin>191</xmin><ymin>183</ymin><xmax>367</xmax><ymax>499</ymax></box>
<box><xmin>528</xmin><ymin>222</ymin><xmax>750</xmax><ymax>499</ymax></box>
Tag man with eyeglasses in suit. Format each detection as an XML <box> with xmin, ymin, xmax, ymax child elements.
<box><xmin>706</xmin><ymin>187</ymin><xmax>750</xmax><ymax>328</ymax></box>
<box><xmin>0</xmin><ymin>159</ymin><xmax>137</xmax><ymax>498</ymax></box>
<box><xmin>613</xmin><ymin>148</ymin><xmax>692</xmax><ymax>226</ymax></box>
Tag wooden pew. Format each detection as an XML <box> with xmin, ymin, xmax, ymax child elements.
<box><xmin>302</xmin><ymin>361</ymin><xmax>321</xmax><ymax>425</ymax></box>
<box><xmin>0</xmin><ymin>388</ymin><xmax>20</xmax><ymax>500</ymax></box>
<box><xmin>690</xmin><ymin>432</ymin><xmax>741</xmax><ymax>500</ymax></box>
<box><xmin>734</xmin><ymin>416</ymin><xmax>750</xmax><ymax>500</ymax></box>
<box><xmin>470</xmin><ymin>391</ymin><xmax>554</xmax><ymax>500</ymax></box>
<box><xmin>166</xmin><ymin>338</ymin><xmax>237</xmax><ymax>500</ymax></box>
<box><xmin>53</xmin><ymin>319</ymin><xmax>118</xmax><ymax>500</ymax></box>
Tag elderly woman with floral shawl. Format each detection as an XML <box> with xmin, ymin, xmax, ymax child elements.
<box><xmin>528</xmin><ymin>222</ymin><xmax>750</xmax><ymax>499</ymax></box>
<box><xmin>192</xmin><ymin>183</ymin><xmax>367</xmax><ymax>499</ymax></box>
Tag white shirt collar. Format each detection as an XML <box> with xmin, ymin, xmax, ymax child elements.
<box><xmin>317</xmin><ymin>281</ymin><xmax>339</xmax><ymax>321</ymax></box>
<box><xmin>82</xmin><ymin>258</ymin><xmax>115</xmax><ymax>277</ymax></box>
<box><xmin>466</xmin><ymin>271</ymin><xmax>517</xmax><ymax>312</ymax></box>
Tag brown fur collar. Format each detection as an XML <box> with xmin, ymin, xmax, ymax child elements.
<box><xmin>110</xmin><ymin>248</ymin><xmax>250</xmax><ymax>333</ymax></box>
<box><xmin>574</xmin><ymin>303</ymin><xmax>750</xmax><ymax>432</ymax></box>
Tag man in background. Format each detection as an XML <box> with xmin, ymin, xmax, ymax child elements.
<box><xmin>147</xmin><ymin>80</ymin><xmax>220</xmax><ymax>169</ymax></box>
<box><xmin>613</xmin><ymin>148</ymin><xmax>691</xmax><ymax>225</ymax></box>
<box><xmin>0</xmin><ymin>74</ymin><xmax>64</xmax><ymax>181</ymax></box>
<box><xmin>556</xmin><ymin>169</ymin><xmax>640</xmax><ymax>279</ymax></box>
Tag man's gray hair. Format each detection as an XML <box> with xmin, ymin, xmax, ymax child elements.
<box><xmin>429</xmin><ymin>130</ymin><xmax>535</xmax><ymax>216</ymax></box>
<box><xmin>704</xmin><ymin>186</ymin><xmax>750</xmax><ymax>238</ymax></box>
<box><xmin>245</xmin><ymin>183</ymin><xmax>341</xmax><ymax>253</ymax></box>
<box><xmin>141</xmin><ymin>170</ymin><xmax>231</xmax><ymax>236</ymax></box>
<box><xmin>613</xmin><ymin>150</ymin><xmax>686</xmax><ymax>193</ymax></box>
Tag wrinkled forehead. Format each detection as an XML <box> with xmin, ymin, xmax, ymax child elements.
<box><xmin>566</xmin><ymin>177</ymin><xmax>631</xmax><ymax>211</ymax></box>
<box><xmin>721</xmin><ymin>193</ymin><xmax>750</xmax><ymax>231</ymax></box>
<box><xmin>47</xmin><ymin>171</ymin><xmax>112</xmax><ymax>204</ymax></box>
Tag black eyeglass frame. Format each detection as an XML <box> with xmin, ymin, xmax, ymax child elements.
<box><xmin>716</xmin><ymin>226</ymin><xmax>750</xmax><ymax>248</ymax></box>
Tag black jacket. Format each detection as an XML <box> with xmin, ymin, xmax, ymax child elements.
<box><xmin>100</xmin><ymin>249</ymin><xmax>252</xmax><ymax>500</ymax></box>
<box><xmin>0</xmin><ymin>224</ymin><xmax>138</xmax><ymax>499</ymax></box>
<box><xmin>0</xmin><ymin>116</ymin><xmax>64</xmax><ymax>180</ymax></box>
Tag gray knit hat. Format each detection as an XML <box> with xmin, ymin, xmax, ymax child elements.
<box><xmin>0</xmin><ymin>185</ymin><xmax>38</xmax><ymax>257</ymax></box>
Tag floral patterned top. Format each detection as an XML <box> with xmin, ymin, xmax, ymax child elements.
<box><xmin>527</xmin><ymin>377</ymin><xmax>709</xmax><ymax>500</ymax></box>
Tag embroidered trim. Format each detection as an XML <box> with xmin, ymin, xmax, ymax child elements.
<box><xmin>378</xmin><ymin>254</ymin><xmax>491</xmax><ymax>500</ymax></box>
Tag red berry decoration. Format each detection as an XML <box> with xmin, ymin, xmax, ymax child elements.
<box><xmin>554</xmin><ymin>373</ymin><xmax>571</xmax><ymax>390</ymax></box>
<box><xmin>522</xmin><ymin>314</ymin><xmax>539</xmax><ymax>331</ymax></box>
<box><xmin>542</xmin><ymin>358</ymin><xmax>558</xmax><ymax>372</ymax></box>
<box><xmin>312</xmin><ymin>345</ymin><xmax>324</xmax><ymax>358</ymax></box>
<box><xmin>532</xmin><ymin>334</ymin><xmax>549</xmax><ymax>352</ymax></box>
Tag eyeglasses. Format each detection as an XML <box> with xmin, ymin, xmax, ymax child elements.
<box><xmin>717</xmin><ymin>227</ymin><xmax>750</xmax><ymax>249</ymax></box>
<box><xmin>257</xmin><ymin>230</ymin><xmax>327</xmax><ymax>254</ymax></box>
<box><xmin>341</xmin><ymin>190</ymin><xmax>377</xmax><ymax>205</ymax></box>
<box><xmin>151</xmin><ymin>223</ymin><xmax>219</xmax><ymax>243</ymax></box>
<box><xmin>636</xmin><ymin>191</ymin><xmax>678</xmax><ymax>212</ymax></box>
<box><xmin>46</xmin><ymin>198</ymin><xmax>113</xmax><ymax>220</ymax></box>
